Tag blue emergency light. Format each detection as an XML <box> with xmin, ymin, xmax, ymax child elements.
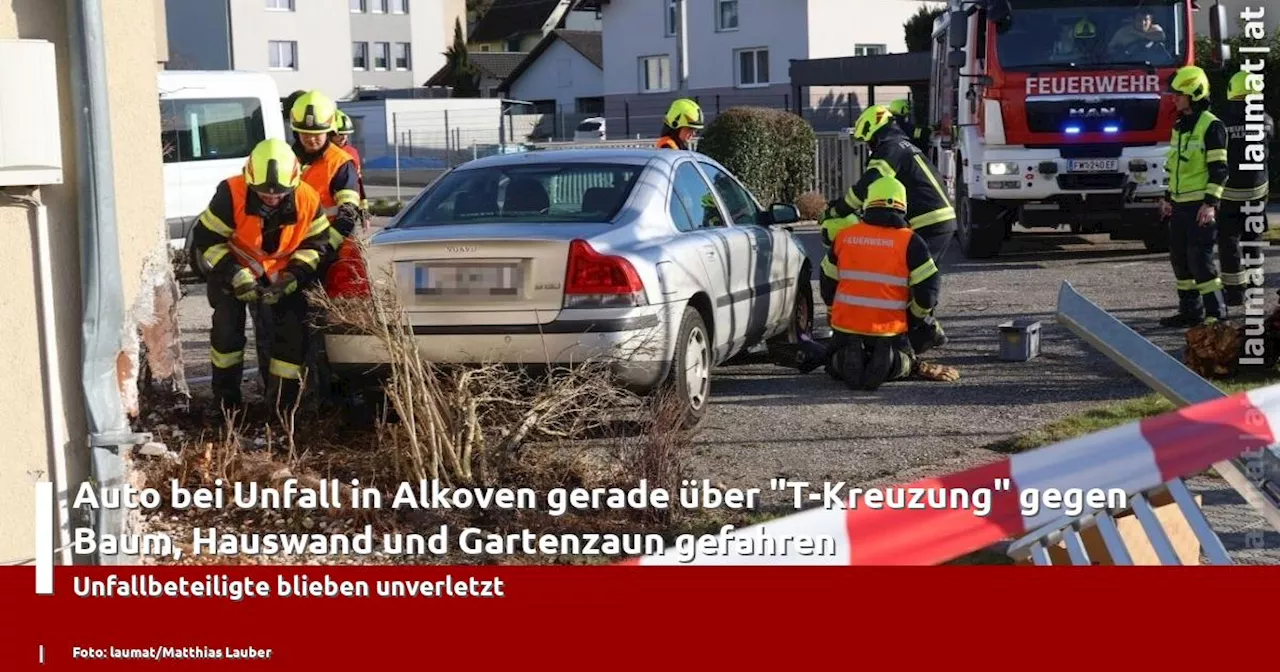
<box><xmin>1104</xmin><ymin>125</ymin><xmax>1120</xmax><ymax>133</ymax></box>
<box><xmin>1065</xmin><ymin>126</ymin><xmax>1081</xmax><ymax>134</ymax></box>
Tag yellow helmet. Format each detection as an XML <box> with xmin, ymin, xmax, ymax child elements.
<box><xmin>243</xmin><ymin>138</ymin><xmax>301</xmax><ymax>195</ymax></box>
<box><xmin>887</xmin><ymin>99</ymin><xmax>911</xmax><ymax>117</ymax></box>
<box><xmin>865</xmin><ymin>176</ymin><xmax>908</xmax><ymax>213</ymax></box>
<box><xmin>1167</xmin><ymin>65</ymin><xmax>1210</xmax><ymax>101</ymax></box>
<box><xmin>335</xmin><ymin>110</ymin><xmax>355</xmax><ymax>135</ymax></box>
<box><xmin>1073</xmin><ymin>18</ymin><xmax>1097</xmax><ymax>40</ymax></box>
<box><xmin>290</xmin><ymin>90</ymin><xmax>338</xmax><ymax>133</ymax></box>
<box><xmin>852</xmin><ymin>105</ymin><xmax>895</xmax><ymax>143</ymax></box>
<box><xmin>1228</xmin><ymin>70</ymin><xmax>1253</xmax><ymax>101</ymax></box>
<box><xmin>664</xmin><ymin>98</ymin><xmax>704</xmax><ymax>130</ymax></box>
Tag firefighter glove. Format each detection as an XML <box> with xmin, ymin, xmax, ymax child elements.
<box><xmin>261</xmin><ymin>272</ymin><xmax>298</xmax><ymax>306</ymax></box>
<box><xmin>335</xmin><ymin>203</ymin><xmax>362</xmax><ymax>237</ymax></box>
<box><xmin>231</xmin><ymin>267</ymin><xmax>260</xmax><ymax>302</ymax></box>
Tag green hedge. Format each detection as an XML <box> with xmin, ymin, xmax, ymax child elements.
<box><xmin>697</xmin><ymin>106</ymin><xmax>816</xmax><ymax>206</ymax></box>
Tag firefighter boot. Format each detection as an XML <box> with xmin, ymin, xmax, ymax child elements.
<box><xmin>861</xmin><ymin>337</ymin><xmax>896</xmax><ymax>391</ymax></box>
<box><xmin>1160</xmin><ymin>289</ymin><xmax>1204</xmax><ymax>327</ymax></box>
<box><xmin>1224</xmin><ymin>284</ymin><xmax>1246</xmax><ymax>308</ymax></box>
<box><xmin>794</xmin><ymin>333</ymin><xmax>829</xmax><ymax>374</ymax></box>
<box><xmin>839</xmin><ymin>338</ymin><xmax>867</xmax><ymax>390</ymax></box>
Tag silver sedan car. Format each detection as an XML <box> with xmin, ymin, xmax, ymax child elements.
<box><xmin>323</xmin><ymin>148</ymin><xmax>814</xmax><ymax>427</ymax></box>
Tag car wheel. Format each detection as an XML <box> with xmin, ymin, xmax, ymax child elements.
<box><xmin>662</xmin><ymin>305</ymin><xmax>711</xmax><ymax>430</ymax></box>
<box><xmin>769</xmin><ymin>273</ymin><xmax>814</xmax><ymax>345</ymax></box>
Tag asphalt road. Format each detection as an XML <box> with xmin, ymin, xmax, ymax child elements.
<box><xmin>173</xmin><ymin>220</ymin><xmax>1280</xmax><ymax>564</ymax></box>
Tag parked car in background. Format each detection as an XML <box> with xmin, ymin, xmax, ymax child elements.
<box><xmin>573</xmin><ymin>117</ymin><xmax>607</xmax><ymax>142</ymax></box>
<box><xmin>158</xmin><ymin>70</ymin><xmax>283</xmax><ymax>268</ymax></box>
<box><xmin>323</xmin><ymin>149</ymin><xmax>812</xmax><ymax>428</ymax></box>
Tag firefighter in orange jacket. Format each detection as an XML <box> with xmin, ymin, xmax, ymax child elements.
<box><xmin>190</xmin><ymin>139</ymin><xmax>338</xmax><ymax>414</ymax></box>
<box><xmin>656</xmin><ymin>98</ymin><xmax>704</xmax><ymax>150</ymax></box>
<box><xmin>289</xmin><ymin>91</ymin><xmax>363</xmax><ymax>255</ymax></box>
<box><xmin>332</xmin><ymin>110</ymin><xmax>369</xmax><ymax>223</ymax></box>
<box><xmin>826</xmin><ymin>175</ymin><xmax>942</xmax><ymax>390</ymax></box>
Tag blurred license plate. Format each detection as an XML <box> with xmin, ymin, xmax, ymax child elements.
<box><xmin>414</xmin><ymin>263</ymin><xmax>521</xmax><ymax>296</ymax></box>
<box><xmin>1068</xmin><ymin>159</ymin><xmax>1118</xmax><ymax>172</ymax></box>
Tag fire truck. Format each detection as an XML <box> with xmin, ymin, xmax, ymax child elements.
<box><xmin>928</xmin><ymin>0</ymin><xmax>1229</xmax><ymax>258</ymax></box>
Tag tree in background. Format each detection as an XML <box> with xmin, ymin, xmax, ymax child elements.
<box><xmin>904</xmin><ymin>4</ymin><xmax>946</xmax><ymax>53</ymax></box>
<box><xmin>444</xmin><ymin>18</ymin><xmax>481</xmax><ymax>98</ymax></box>
<box><xmin>1196</xmin><ymin>26</ymin><xmax>1280</xmax><ymax>195</ymax></box>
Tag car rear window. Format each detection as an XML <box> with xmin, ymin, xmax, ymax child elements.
<box><xmin>397</xmin><ymin>163</ymin><xmax>641</xmax><ymax>227</ymax></box>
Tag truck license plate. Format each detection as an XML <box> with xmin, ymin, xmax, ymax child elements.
<box><xmin>1068</xmin><ymin>159</ymin><xmax>1118</xmax><ymax>173</ymax></box>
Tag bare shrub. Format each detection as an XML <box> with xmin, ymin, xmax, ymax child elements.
<box><xmin>618</xmin><ymin>389</ymin><xmax>693</xmax><ymax>524</ymax></box>
<box><xmin>308</xmin><ymin>244</ymin><xmax>640</xmax><ymax>487</ymax></box>
<box><xmin>796</xmin><ymin>190</ymin><xmax>828</xmax><ymax>221</ymax></box>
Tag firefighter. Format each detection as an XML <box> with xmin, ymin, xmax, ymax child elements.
<box><xmin>825</xmin><ymin>176</ymin><xmax>948</xmax><ymax>390</ymax></box>
<box><xmin>819</xmin><ymin>104</ymin><xmax>956</xmax><ymax>350</ymax></box>
<box><xmin>289</xmin><ymin>91</ymin><xmax>363</xmax><ymax>256</ymax></box>
<box><xmin>887</xmin><ymin>98</ymin><xmax>930</xmax><ymax>151</ymax></box>
<box><xmin>656</xmin><ymin>98</ymin><xmax>704</xmax><ymax>150</ymax></box>
<box><xmin>1158</xmin><ymin>65</ymin><xmax>1229</xmax><ymax>327</ymax></box>
<box><xmin>332</xmin><ymin>110</ymin><xmax>370</xmax><ymax>228</ymax></box>
<box><xmin>1218</xmin><ymin>68</ymin><xmax>1274</xmax><ymax>307</ymax></box>
<box><xmin>190</xmin><ymin>138</ymin><xmax>337</xmax><ymax>414</ymax></box>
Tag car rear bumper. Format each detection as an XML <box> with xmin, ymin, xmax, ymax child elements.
<box><xmin>322</xmin><ymin>304</ymin><xmax>681</xmax><ymax>394</ymax></box>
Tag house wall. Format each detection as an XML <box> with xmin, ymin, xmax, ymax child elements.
<box><xmin>227</xmin><ymin>0</ymin><xmax>353</xmax><ymax>101</ymax></box>
<box><xmin>508</xmin><ymin>38</ymin><xmax>603</xmax><ymax>111</ymax></box>
<box><xmin>351</xmin><ymin>4</ymin><xmax>415</xmax><ymax>89</ymax></box>
<box><xmin>409</xmin><ymin>0</ymin><xmax>467</xmax><ymax>86</ymax></box>
<box><xmin>163</xmin><ymin>0</ymin><xmax>232</xmax><ymax>70</ymax></box>
<box><xmin>0</xmin><ymin>0</ymin><xmax>167</xmax><ymax>564</ymax></box>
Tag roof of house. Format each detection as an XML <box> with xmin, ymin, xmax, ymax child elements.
<box><xmin>424</xmin><ymin>51</ymin><xmax>530</xmax><ymax>87</ymax></box>
<box><xmin>469</xmin><ymin>0</ymin><xmax>564</xmax><ymax>43</ymax></box>
<box><xmin>499</xmin><ymin>30</ymin><xmax>602</xmax><ymax>91</ymax></box>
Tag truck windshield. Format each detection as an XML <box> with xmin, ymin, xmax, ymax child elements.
<box><xmin>994</xmin><ymin>0</ymin><xmax>1187</xmax><ymax>70</ymax></box>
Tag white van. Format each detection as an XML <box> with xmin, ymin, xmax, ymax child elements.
<box><xmin>159</xmin><ymin>70</ymin><xmax>285</xmax><ymax>253</ymax></box>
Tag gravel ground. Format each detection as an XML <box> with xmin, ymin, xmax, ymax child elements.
<box><xmin>171</xmin><ymin>218</ymin><xmax>1280</xmax><ymax>565</ymax></box>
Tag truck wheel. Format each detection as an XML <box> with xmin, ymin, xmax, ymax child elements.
<box><xmin>1143</xmin><ymin>223</ymin><xmax>1169</xmax><ymax>253</ymax></box>
<box><xmin>956</xmin><ymin>182</ymin><xmax>1006</xmax><ymax>259</ymax></box>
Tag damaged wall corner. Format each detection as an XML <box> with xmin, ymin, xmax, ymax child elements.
<box><xmin>117</xmin><ymin>226</ymin><xmax>188</xmax><ymax>417</ymax></box>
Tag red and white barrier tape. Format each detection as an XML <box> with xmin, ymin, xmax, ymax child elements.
<box><xmin>621</xmin><ymin>386</ymin><xmax>1280</xmax><ymax>565</ymax></box>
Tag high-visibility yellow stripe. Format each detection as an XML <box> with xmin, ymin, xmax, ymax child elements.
<box><xmin>1223</xmin><ymin>184</ymin><xmax>1269</xmax><ymax>202</ymax></box>
<box><xmin>909</xmin><ymin>300</ymin><xmax>931</xmax><ymax>318</ymax></box>
<box><xmin>910</xmin><ymin>207</ymin><xmax>956</xmax><ymax>229</ymax></box>
<box><xmin>199</xmin><ymin>210</ymin><xmax>234</xmax><ymax>237</ymax></box>
<box><xmin>210</xmin><ymin>348</ymin><xmax>244</xmax><ymax>369</ymax></box>
<box><xmin>821</xmin><ymin>256</ymin><xmax>838</xmax><ymax>279</ymax></box>
<box><xmin>269</xmin><ymin>358</ymin><xmax>303</xmax><ymax>380</ymax></box>
<box><xmin>1221</xmin><ymin>271</ymin><xmax>1249</xmax><ymax>286</ymax></box>
<box><xmin>843</xmin><ymin>188</ymin><xmax>864</xmax><ymax>211</ymax></box>
<box><xmin>909</xmin><ymin>258</ymin><xmax>938</xmax><ymax>285</ymax></box>
<box><xmin>1176</xmin><ymin>278</ymin><xmax>1196</xmax><ymax>291</ymax></box>
<box><xmin>1205</xmin><ymin>183</ymin><xmax>1225</xmax><ymax>199</ymax></box>
<box><xmin>291</xmin><ymin>248</ymin><xmax>321</xmax><ymax>270</ymax></box>
<box><xmin>328</xmin><ymin>228</ymin><xmax>345</xmax><ymax>248</ymax></box>
<box><xmin>867</xmin><ymin>159</ymin><xmax>896</xmax><ymax>178</ymax></box>
<box><xmin>914</xmin><ymin>155</ymin><xmax>951</xmax><ymax>205</ymax></box>
<box><xmin>307</xmin><ymin>214</ymin><xmax>332</xmax><ymax>237</ymax></box>
<box><xmin>1206</xmin><ymin>149</ymin><xmax>1228</xmax><ymax>163</ymax></box>
<box><xmin>834</xmin><ymin>292</ymin><xmax>908</xmax><ymax>310</ymax></box>
<box><xmin>335</xmin><ymin>189</ymin><xmax>361</xmax><ymax>206</ymax></box>
<box><xmin>1196</xmin><ymin>277</ymin><xmax>1224</xmax><ymax>294</ymax></box>
<box><xmin>204</xmin><ymin>243</ymin><xmax>230</xmax><ymax>268</ymax></box>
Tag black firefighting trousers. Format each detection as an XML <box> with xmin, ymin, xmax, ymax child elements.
<box><xmin>208</xmin><ymin>280</ymin><xmax>309</xmax><ymax>409</ymax></box>
<box><xmin>1217</xmin><ymin>200</ymin><xmax>1269</xmax><ymax>304</ymax></box>
<box><xmin>1168</xmin><ymin>202</ymin><xmax>1226</xmax><ymax>321</ymax></box>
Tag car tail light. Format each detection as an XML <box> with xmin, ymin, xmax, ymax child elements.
<box><xmin>325</xmin><ymin>244</ymin><xmax>370</xmax><ymax>298</ymax></box>
<box><xmin>563</xmin><ymin>239</ymin><xmax>647</xmax><ymax>308</ymax></box>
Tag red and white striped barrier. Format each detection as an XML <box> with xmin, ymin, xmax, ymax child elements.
<box><xmin>622</xmin><ymin>386</ymin><xmax>1280</xmax><ymax>565</ymax></box>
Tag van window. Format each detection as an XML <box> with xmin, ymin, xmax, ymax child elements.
<box><xmin>576</xmin><ymin>120</ymin><xmax>602</xmax><ymax>132</ymax></box>
<box><xmin>160</xmin><ymin>98</ymin><xmax>266</xmax><ymax>163</ymax></box>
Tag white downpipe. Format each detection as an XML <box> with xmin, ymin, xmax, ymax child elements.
<box><xmin>34</xmin><ymin>200</ymin><xmax>72</xmax><ymax>566</ymax></box>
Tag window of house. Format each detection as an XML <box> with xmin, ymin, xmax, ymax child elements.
<box><xmin>575</xmin><ymin>97</ymin><xmax>604</xmax><ymax>115</ymax></box>
<box><xmin>665</xmin><ymin>0</ymin><xmax>678</xmax><ymax>36</ymax></box>
<box><xmin>639</xmin><ymin>55</ymin><xmax>670</xmax><ymax>93</ymax></box>
<box><xmin>394</xmin><ymin>42</ymin><xmax>411</xmax><ymax>70</ymax></box>
<box><xmin>352</xmin><ymin>42</ymin><xmax>368</xmax><ymax>70</ymax></box>
<box><xmin>371</xmin><ymin>0</ymin><xmax>387</xmax><ymax>13</ymax></box>
<box><xmin>268</xmin><ymin>41</ymin><xmax>297</xmax><ymax>70</ymax></box>
<box><xmin>159</xmin><ymin>98</ymin><xmax>266</xmax><ymax>164</ymax></box>
<box><xmin>373</xmin><ymin>42</ymin><xmax>390</xmax><ymax>70</ymax></box>
<box><xmin>392</xmin><ymin>0</ymin><xmax>408</xmax><ymax>13</ymax></box>
<box><xmin>349</xmin><ymin>0</ymin><xmax>365</xmax><ymax>12</ymax></box>
<box><xmin>854</xmin><ymin>44</ymin><xmax>887</xmax><ymax>56</ymax></box>
<box><xmin>736</xmin><ymin>48</ymin><xmax>768</xmax><ymax>87</ymax></box>
<box><xmin>716</xmin><ymin>0</ymin><xmax>739</xmax><ymax>31</ymax></box>
<box><xmin>669</xmin><ymin>162</ymin><xmax>721</xmax><ymax>232</ymax></box>
<box><xmin>698</xmin><ymin>161</ymin><xmax>761</xmax><ymax>226</ymax></box>
<box><xmin>266</xmin><ymin>0</ymin><xmax>294</xmax><ymax>10</ymax></box>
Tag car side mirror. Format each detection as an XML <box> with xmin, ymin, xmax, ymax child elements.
<box><xmin>768</xmin><ymin>203</ymin><xmax>800</xmax><ymax>225</ymax></box>
<box><xmin>947</xmin><ymin>50</ymin><xmax>966</xmax><ymax>68</ymax></box>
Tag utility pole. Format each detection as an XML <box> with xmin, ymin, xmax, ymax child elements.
<box><xmin>674</xmin><ymin>0</ymin><xmax>689</xmax><ymax>93</ymax></box>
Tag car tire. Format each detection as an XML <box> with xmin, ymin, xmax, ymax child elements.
<box><xmin>769</xmin><ymin>273</ymin><xmax>814</xmax><ymax>346</ymax></box>
<box><xmin>662</xmin><ymin>305</ymin><xmax>712</xmax><ymax>430</ymax></box>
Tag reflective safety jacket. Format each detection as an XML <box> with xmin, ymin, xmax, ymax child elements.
<box><xmin>1165</xmin><ymin>109</ymin><xmax>1229</xmax><ymax>205</ymax></box>
<box><xmin>896</xmin><ymin>117</ymin><xmax>931</xmax><ymax>152</ymax></box>
<box><xmin>1221</xmin><ymin>101</ymin><xmax>1273</xmax><ymax>203</ymax></box>
<box><xmin>340</xmin><ymin>142</ymin><xmax>369</xmax><ymax>210</ymax></box>
<box><xmin>655</xmin><ymin>135</ymin><xmax>682</xmax><ymax>150</ymax></box>
<box><xmin>192</xmin><ymin>177</ymin><xmax>335</xmax><ymax>286</ymax></box>
<box><xmin>824</xmin><ymin>127</ymin><xmax>956</xmax><ymax>238</ymax></box>
<box><xmin>295</xmin><ymin>141</ymin><xmax>362</xmax><ymax>241</ymax></box>
<box><xmin>827</xmin><ymin>216</ymin><xmax>940</xmax><ymax>336</ymax></box>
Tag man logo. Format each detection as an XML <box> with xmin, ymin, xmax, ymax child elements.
<box><xmin>1069</xmin><ymin>107</ymin><xmax>1117</xmax><ymax>118</ymax></box>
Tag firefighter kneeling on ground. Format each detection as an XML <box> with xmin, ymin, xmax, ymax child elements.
<box><xmin>824</xmin><ymin>176</ymin><xmax>957</xmax><ymax>389</ymax></box>
<box><xmin>1218</xmin><ymin>68</ymin><xmax>1274</xmax><ymax>307</ymax></box>
<box><xmin>191</xmin><ymin>138</ymin><xmax>338</xmax><ymax>417</ymax></box>
<box><xmin>1158</xmin><ymin>65</ymin><xmax>1229</xmax><ymax>328</ymax></box>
